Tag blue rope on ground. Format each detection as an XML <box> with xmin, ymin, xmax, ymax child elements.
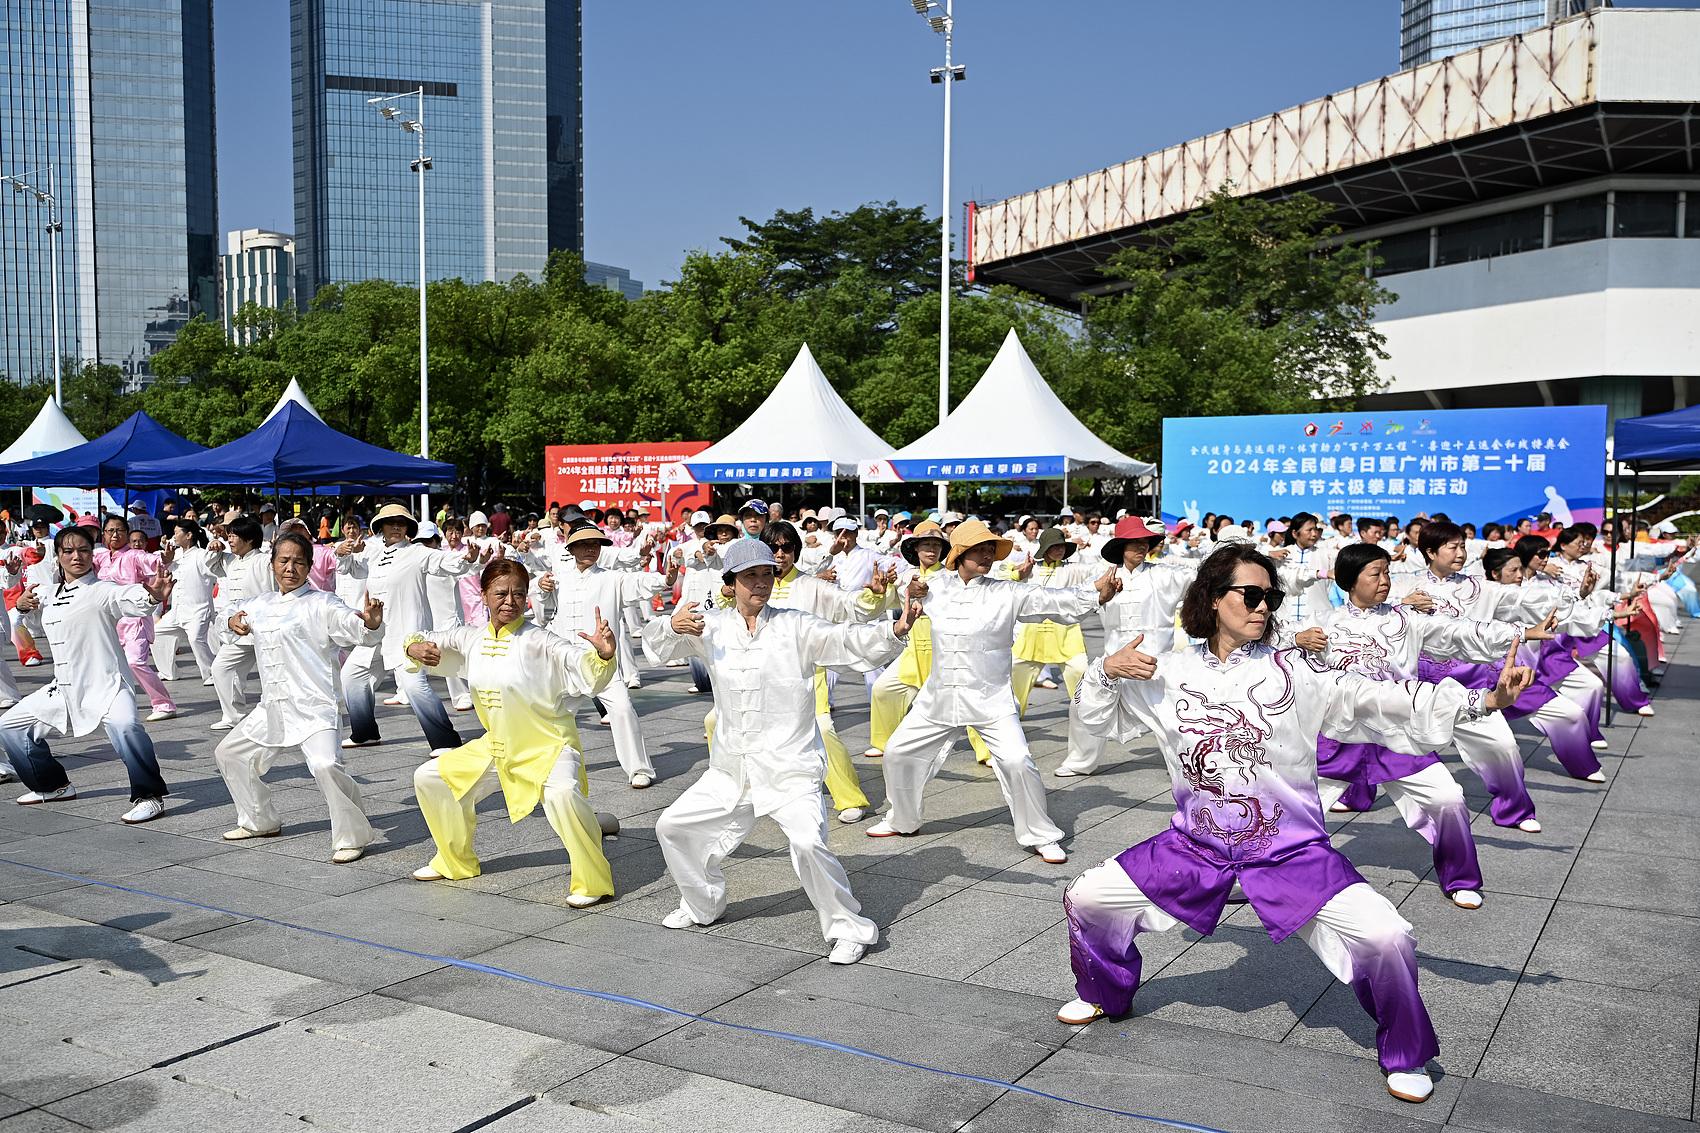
<box><xmin>0</xmin><ymin>855</ymin><xmax>1231</xmax><ymax>1132</ymax></box>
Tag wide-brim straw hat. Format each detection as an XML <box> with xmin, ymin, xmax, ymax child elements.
<box><xmin>944</xmin><ymin>518</ymin><xmax>1013</xmax><ymax>568</ymax></box>
<box><xmin>1036</xmin><ymin>526</ymin><xmax>1076</xmax><ymax>561</ymax></box>
<box><xmin>703</xmin><ymin>514</ymin><xmax>739</xmax><ymax>540</ymax></box>
<box><xmin>1102</xmin><ymin>515</ymin><xmax>1165</xmax><ymax>563</ymax></box>
<box><xmin>900</xmin><ymin>520</ymin><xmax>949</xmax><ymax>566</ymax></box>
<box><xmin>562</xmin><ymin>524</ymin><xmax>611</xmax><ymax>549</ymax></box>
<box><xmin>369</xmin><ymin>503</ymin><xmax>419</xmax><ymax>539</ymax></box>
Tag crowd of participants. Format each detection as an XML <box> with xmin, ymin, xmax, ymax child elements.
<box><xmin>1</xmin><ymin>491</ymin><xmax>1694</xmax><ymax>1105</ymax></box>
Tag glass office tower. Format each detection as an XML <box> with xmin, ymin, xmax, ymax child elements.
<box><xmin>1401</xmin><ymin>0</ymin><xmax>1608</xmax><ymax>69</ymax></box>
<box><xmin>0</xmin><ymin>0</ymin><xmax>218</xmax><ymax>386</ymax></box>
<box><xmin>291</xmin><ymin>0</ymin><xmax>583</xmax><ymax>304</ymax></box>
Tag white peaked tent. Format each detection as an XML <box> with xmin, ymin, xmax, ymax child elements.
<box><xmin>861</xmin><ymin>329</ymin><xmax>1153</xmax><ymax>500</ymax></box>
<box><xmin>264</xmin><ymin>378</ymin><xmax>323</xmax><ymax>422</ymax></box>
<box><xmin>670</xmin><ymin>343</ymin><xmax>892</xmax><ymax>493</ymax></box>
<box><xmin>0</xmin><ymin>397</ymin><xmax>87</xmax><ymax>463</ymax></box>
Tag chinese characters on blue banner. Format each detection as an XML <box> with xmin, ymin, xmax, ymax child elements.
<box><xmin>1161</xmin><ymin>407</ymin><xmax>1606</xmax><ymax>529</ymax></box>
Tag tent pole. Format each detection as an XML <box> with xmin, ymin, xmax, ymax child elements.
<box><xmin>1606</xmin><ymin>455</ymin><xmax>1620</xmax><ymax>728</ymax></box>
<box><xmin>831</xmin><ymin>477</ymin><xmax>837</xmax><ymax>510</ymax></box>
<box><xmin>858</xmin><ymin>477</ymin><xmax>865</xmax><ymax>523</ymax></box>
<box><xmin>1062</xmin><ymin>459</ymin><xmax>1069</xmax><ymax>512</ymax></box>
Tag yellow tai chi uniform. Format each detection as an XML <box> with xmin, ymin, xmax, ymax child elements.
<box><xmin>1010</xmin><ymin>559</ymin><xmax>1097</xmax><ymax>713</ymax></box>
<box><xmin>408</xmin><ymin>618</ymin><xmax>616</xmax><ymax>898</ymax></box>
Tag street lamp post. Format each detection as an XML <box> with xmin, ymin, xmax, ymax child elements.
<box><xmin>369</xmin><ymin>89</ymin><xmax>433</xmax><ymax>515</ymax></box>
<box><xmin>912</xmin><ymin>0</ymin><xmax>965</xmax><ymax>516</ymax></box>
<box><xmin>2</xmin><ymin>163</ymin><xmax>66</xmax><ymax>405</ymax></box>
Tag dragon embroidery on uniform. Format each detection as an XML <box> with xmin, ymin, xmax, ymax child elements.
<box><xmin>1173</xmin><ymin>650</ymin><xmax>1299</xmax><ymax>854</ymax></box>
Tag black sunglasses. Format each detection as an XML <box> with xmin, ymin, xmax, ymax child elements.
<box><xmin>1218</xmin><ymin>584</ymin><xmax>1285</xmax><ymax>612</ymax></box>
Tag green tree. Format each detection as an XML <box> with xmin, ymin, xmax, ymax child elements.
<box><xmin>722</xmin><ymin>201</ymin><xmax>945</xmax><ymax>305</ymax></box>
<box><xmin>0</xmin><ymin>377</ymin><xmax>57</xmax><ymax>453</ymax></box>
<box><xmin>1085</xmin><ymin>187</ymin><xmax>1393</xmax><ymax>458</ymax></box>
<box><xmin>61</xmin><ymin>362</ymin><xmax>139</xmax><ymax>437</ymax></box>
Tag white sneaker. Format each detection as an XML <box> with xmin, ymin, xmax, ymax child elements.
<box><xmin>1385</xmin><ymin>1070</ymin><xmax>1434</xmax><ymax>1103</ymax></box>
<box><xmin>1449</xmin><ymin>889</ymin><xmax>1484</xmax><ymax>910</ymax></box>
<box><xmin>1053</xmin><ymin>767</ymin><xmax>1086</xmax><ymax>778</ymax></box>
<box><xmin>661</xmin><ymin>908</ymin><xmax>700</xmax><ymax>930</ymax></box>
<box><xmin>1034</xmin><ymin>842</ymin><xmax>1069</xmax><ymax>864</ymax></box>
<box><xmin>145</xmin><ymin>708</ymin><xmax>177</xmax><ymax>723</ymax></box>
<box><xmin>1590</xmin><ymin>739</ymin><xmax>1610</xmax><ymax>750</ymax></box>
<box><xmin>121</xmin><ymin>797</ymin><xmax>165</xmax><ymax>824</ymax></box>
<box><xmin>1638</xmin><ymin>705</ymin><xmax>1656</xmax><ymax>717</ymax></box>
<box><xmin>1585</xmin><ymin>770</ymin><xmax>1607</xmax><ymax>783</ymax></box>
<box><xmin>837</xmin><ymin>807</ymin><xmax>866</xmax><ymax>824</ymax></box>
<box><xmin>17</xmin><ymin>785</ymin><xmax>75</xmax><ymax>805</ymax></box>
<box><xmin>630</xmin><ymin>771</ymin><xmax>654</xmax><ymax>789</ymax></box>
<box><xmin>331</xmin><ymin>847</ymin><xmax>365</xmax><ymax>864</ymax></box>
<box><xmin>865</xmin><ymin>818</ymin><xmax>915</xmax><ymax>839</ymax></box>
<box><xmin>341</xmin><ymin>738</ymin><xmax>382</xmax><ymax>750</ymax></box>
<box><xmin>566</xmin><ymin>893</ymin><xmax>605</xmax><ymax>909</ymax></box>
<box><xmin>1056</xmin><ymin>998</ymin><xmax>1103</xmax><ymax>1025</ymax></box>
<box><xmin>828</xmin><ymin>940</ymin><xmax>866</xmax><ymax>965</ymax></box>
<box><xmin>210</xmin><ymin>720</ymin><xmax>236</xmax><ymax>732</ymax></box>
<box><xmin>1517</xmin><ymin>818</ymin><xmax>1543</xmax><ymax>833</ymax></box>
<box><xmin>452</xmin><ymin>695</ymin><xmax>474</xmax><ymax>712</ymax></box>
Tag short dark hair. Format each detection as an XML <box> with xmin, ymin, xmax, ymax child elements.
<box><xmin>762</xmin><ymin>521</ymin><xmax>802</xmax><ymax>554</ymax></box>
<box><xmin>1334</xmin><ymin>542</ymin><xmax>1391</xmax><ymax>592</ymax></box>
<box><xmin>1483</xmin><ymin>523</ymin><xmax>1504</xmax><ymax>541</ymax></box>
<box><xmin>1417</xmin><ymin>521</ymin><xmax>1464</xmax><ymax>561</ymax></box>
<box><xmin>1356</xmin><ymin>516</ymin><xmax>1384</xmax><ymax>535</ymax></box>
<box><xmin>1331</xmin><ymin>513</ymin><xmax>1352</xmax><ymax>528</ymax></box>
<box><xmin>1556</xmin><ymin>524</ymin><xmax>1590</xmax><ymax>550</ymax></box>
<box><xmin>228</xmin><ymin>516</ymin><xmax>265</xmax><ymax>547</ymax></box>
<box><xmin>1290</xmin><ymin>511</ymin><xmax>1320</xmax><ymax>532</ymax></box>
<box><xmin>1179</xmin><ymin>544</ymin><xmax>1279</xmax><ymax>643</ymax></box>
<box><xmin>53</xmin><ymin>525</ymin><xmax>96</xmax><ymax>555</ymax></box>
<box><xmin>1482</xmin><ymin>548</ymin><xmax>1519</xmax><ymax>580</ymax></box>
<box><xmin>270</xmin><ymin>532</ymin><xmax>315</xmax><ymax>563</ymax></box>
<box><xmin>101</xmin><ymin>514</ymin><xmax>129</xmax><ymax>532</ymax></box>
<box><xmin>1512</xmin><ymin>534</ymin><xmax>1551</xmax><ymax>568</ymax></box>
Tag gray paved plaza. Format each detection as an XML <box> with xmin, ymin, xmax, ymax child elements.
<box><xmin>1</xmin><ymin>624</ymin><xmax>1696</xmax><ymax>1132</ymax></box>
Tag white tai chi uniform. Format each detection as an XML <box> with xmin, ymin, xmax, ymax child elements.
<box><xmin>644</xmin><ymin>606</ymin><xmax>903</xmax><ymax>944</ymax></box>
<box><xmin>880</xmin><ymin>572</ymin><xmax>1095</xmax><ymax>847</ymax></box>
<box><xmin>1060</xmin><ymin>556</ymin><xmax>1198</xmax><ymax>775</ymax></box>
<box><xmin>544</xmin><ymin>561</ymin><xmax>654</xmax><ymax>780</ymax></box>
<box><xmin>152</xmin><ymin>545</ymin><xmax>219</xmax><ymax>682</ymax></box>
<box><xmin>214</xmin><ymin>587</ymin><xmax>379</xmax><ymax>851</ymax></box>
<box><xmin>209</xmin><ymin>547</ymin><xmax>276</xmax><ymax>727</ymax></box>
<box><xmin>425</xmin><ymin>565</ymin><xmax>470</xmax><ymax>708</ymax></box>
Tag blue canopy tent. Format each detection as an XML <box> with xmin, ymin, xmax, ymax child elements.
<box><xmin>1600</xmin><ymin>404</ymin><xmax>1700</xmax><ymax>724</ymax></box>
<box><xmin>126</xmin><ymin>401</ymin><xmax>456</xmax><ymax>488</ymax></box>
<box><xmin>0</xmin><ymin>411</ymin><xmax>206</xmax><ymax>490</ymax></box>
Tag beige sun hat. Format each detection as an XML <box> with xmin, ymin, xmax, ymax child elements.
<box><xmin>944</xmin><ymin>518</ymin><xmax>1014</xmax><ymax>569</ymax></box>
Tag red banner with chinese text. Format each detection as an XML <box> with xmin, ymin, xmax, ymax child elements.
<box><xmin>544</xmin><ymin>442</ymin><xmax>711</xmax><ymax>527</ymax></box>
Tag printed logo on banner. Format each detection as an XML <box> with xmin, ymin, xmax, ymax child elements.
<box><xmin>1160</xmin><ymin>407</ymin><xmax>1606</xmax><ymax>529</ymax></box>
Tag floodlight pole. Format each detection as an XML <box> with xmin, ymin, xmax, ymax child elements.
<box><xmin>919</xmin><ymin>0</ymin><xmax>964</xmax><ymax>516</ymax></box>
<box><xmin>1</xmin><ymin>163</ymin><xmax>65</xmax><ymax>405</ymax></box>
<box><xmin>369</xmin><ymin>88</ymin><xmax>432</xmax><ymax>515</ymax></box>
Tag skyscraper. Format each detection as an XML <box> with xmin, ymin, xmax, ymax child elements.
<box><xmin>1401</xmin><ymin>0</ymin><xmax>1609</xmax><ymax>69</ymax></box>
<box><xmin>221</xmin><ymin>229</ymin><xmax>296</xmax><ymax>344</ymax></box>
<box><xmin>0</xmin><ymin>0</ymin><xmax>219</xmax><ymax>386</ymax></box>
<box><xmin>290</xmin><ymin>0</ymin><xmax>583</xmax><ymax>304</ymax></box>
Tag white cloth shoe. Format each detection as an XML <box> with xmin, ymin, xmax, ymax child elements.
<box><xmin>1449</xmin><ymin>889</ymin><xmax>1483</xmax><ymax>910</ymax></box>
<box><xmin>1035</xmin><ymin>678</ymin><xmax>1059</xmax><ymax>690</ymax></box>
<box><xmin>685</xmin><ymin>686</ymin><xmax>701</xmax><ymax>694</ymax></box>
<box><xmin>865</xmin><ymin>818</ymin><xmax>916</xmax><ymax>838</ymax></box>
<box><xmin>223</xmin><ymin>825</ymin><xmax>282</xmax><ymax>841</ymax></box>
<box><xmin>452</xmin><ymin>694</ymin><xmax>474</xmax><ymax>712</ymax></box>
<box><xmin>1033</xmin><ymin>842</ymin><xmax>1069</xmax><ymax>864</ymax></box>
<box><xmin>1517</xmin><ymin>818</ymin><xmax>1543</xmax><ymax>833</ymax></box>
<box><xmin>412</xmin><ymin>865</ymin><xmax>445</xmax><ymax>881</ymax></box>
<box><xmin>1385</xmin><ymin>1070</ymin><xmax>1434</xmax><ymax>1103</ymax></box>
<box><xmin>17</xmin><ymin>785</ymin><xmax>75</xmax><ymax>805</ymax></box>
<box><xmin>625</xmin><ymin>677</ymin><xmax>641</xmax><ymax>690</ymax></box>
<box><xmin>210</xmin><ymin>720</ymin><xmax>236</xmax><ymax>732</ymax></box>
<box><xmin>1590</xmin><ymin>739</ymin><xmax>1609</xmax><ymax>750</ymax></box>
<box><xmin>145</xmin><ymin>708</ymin><xmax>177</xmax><ymax>722</ymax></box>
<box><xmin>331</xmin><ymin>847</ymin><xmax>365</xmax><ymax>864</ymax></box>
<box><xmin>662</xmin><ymin>908</ymin><xmax>702</xmax><ymax>930</ymax></box>
<box><xmin>23</xmin><ymin>657</ymin><xmax>42</xmax><ymax>667</ymax></box>
<box><xmin>1638</xmin><ymin>705</ymin><xmax>1656</xmax><ymax>717</ymax></box>
<box><xmin>121</xmin><ymin>797</ymin><xmax>165</xmax><ymax>824</ymax></box>
<box><xmin>382</xmin><ymin>694</ymin><xmax>406</xmax><ymax>706</ymax></box>
<box><xmin>630</xmin><ymin>771</ymin><xmax>654</xmax><ymax>789</ymax></box>
<box><xmin>837</xmin><ymin>807</ymin><xmax>866</xmax><ymax>824</ymax></box>
<box><xmin>1053</xmin><ymin>767</ymin><xmax>1086</xmax><ymax>778</ymax></box>
<box><xmin>861</xmin><ymin>748</ymin><xmax>882</xmax><ymax>759</ymax></box>
<box><xmin>828</xmin><ymin>940</ymin><xmax>866</xmax><ymax>965</ymax></box>
<box><xmin>1585</xmin><ymin>770</ymin><xmax>1607</xmax><ymax>783</ymax></box>
<box><xmin>566</xmin><ymin>893</ymin><xmax>605</xmax><ymax>908</ymax></box>
<box><xmin>341</xmin><ymin>738</ymin><xmax>382</xmax><ymax>750</ymax></box>
<box><xmin>1056</xmin><ymin>998</ymin><xmax>1103</xmax><ymax>1025</ymax></box>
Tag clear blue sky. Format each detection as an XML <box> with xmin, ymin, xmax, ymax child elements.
<box><xmin>213</xmin><ymin>1</ymin><xmax>1700</xmax><ymax>289</ymax></box>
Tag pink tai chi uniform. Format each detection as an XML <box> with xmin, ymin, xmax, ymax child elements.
<box><xmin>95</xmin><ymin>546</ymin><xmax>175</xmax><ymax>713</ymax></box>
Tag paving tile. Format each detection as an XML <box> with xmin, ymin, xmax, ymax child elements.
<box><xmin>1448</xmin><ymin>1075</ymin><xmax>1700</xmax><ymax>1133</ymax></box>
<box><xmin>16</xmin><ymin>861</ymin><xmax>326</xmax><ymax>942</ymax></box>
<box><xmin>866</xmin><ymin>887</ymin><xmax>1062</xmax><ymax>981</ymax></box>
<box><xmin>1527</xmin><ymin>900</ymin><xmax>1700</xmax><ymax>999</ymax></box>
<box><xmin>1131</xmin><ymin>924</ymin><xmax>1338</xmax><ymax>1041</ymax></box>
<box><xmin>1558</xmin><ymin>845</ymin><xmax>1700</xmax><ymax>918</ymax></box>
<box><xmin>43</xmin><ymin>1069</ymin><xmax>315</xmax><ymax>1132</ymax></box>
<box><xmin>1477</xmin><ymin>974</ymin><xmax>1698</xmax><ymax>1117</ymax></box>
<box><xmin>1400</xmin><ymin>886</ymin><xmax>1553</xmax><ymax>973</ymax></box>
